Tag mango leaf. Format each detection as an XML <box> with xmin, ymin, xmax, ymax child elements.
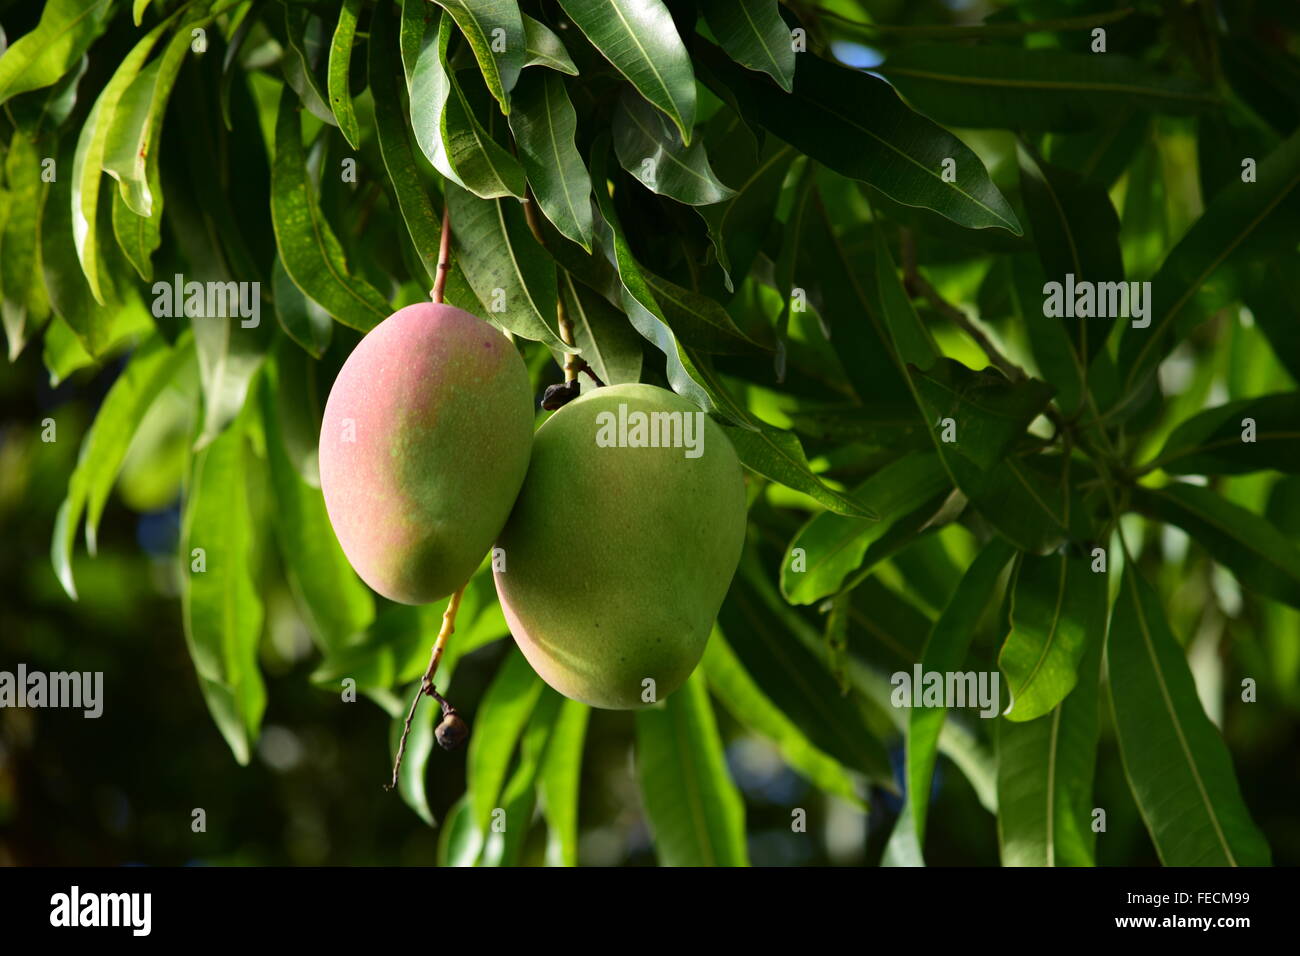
<box><xmin>0</xmin><ymin>0</ymin><xmax>113</xmax><ymax>105</ymax></box>
<box><xmin>445</xmin><ymin>184</ymin><xmax>569</xmax><ymax>349</ymax></box>
<box><xmin>1117</xmin><ymin>128</ymin><xmax>1300</xmax><ymax>404</ymax></box>
<box><xmin>272</xmin><ymin>255</ymin><xmax>332</xmax><ymax>358</ymax></box>
<box><xmin>481</xmin><ymin>692</ymin><xmax>560</xmax><ymax>866</ymax></box>
<box><xmin>726</xmin><ymin>425</ymin><xmax>879</xmax><ymax>519</ymax></box>
<box><xmin>281</xmin><ymin>2</ymin><xmax>336</xmax><ymax>126</ymax></box>
<box><xmin>1</xmin><ymin>131</ymin><xmax>51</xmax><ymax>358</ymax></box>
<box><xmin>52</xmin><ymin>334</ymin><xmax>195</xmax><ymax>599</ymax></box>
<box><xmin>698</xmin><ymin>43</ymin><xmax>1021</xmax><ymax>234</ymax></box>
<box><xmin>556</xmin><ymin>0</ymin><xmax>696</xmax><ymax>142</ymax></box>
<box><xmin>721</xmin><ymin>557</ymin><xmax>895</xmax><ymax>787</ymax></box>
<box><xmin>613</xmin><ymin>89</ymin><xmax>734</xmax><ymax>206</ymax></box>
<box><xmin>508</xmin><ymin>68</ymin><xmax>593</xmax><ymax>250</ymax></box>
<box><xmin>642</xmin><ymin>270</ymin><xmax>765</xmax><ymax>354</ymax></box>
<box><xmin>1244</xmin><ymin>261</ymin><xmax>1300</xmax><ymax>386</ymax></box>
<box><xmin>180</xmin><ymin>411</ymin><xmax>266</xmax><ymax>766</ymax></box>
<box><xmin>261</xmin><ymin>362</ymin><xmax>373</xmax><ymax>651</ymax></box>
<box><xmin>537</xmin><ymin>696</ymin><xmax>589</xmax><ymax>867</ymax></box>
<box><xmin>431</xmin><ymin>0</ymin><xmax>524</xmax><ymax>115</ymax></box>
<box><xmin>1134</xmin><ymin>483</ymin><xmax>1300</xmax><ymax>611</ymax></box>
<box><xmin>703</xmin><ymin>629</ymin><xmax>865</xmax><ymax>809</ymax></box>
<box><xmin>270</xmin><ymin>88</ymin><xmax>390</xmax><ymax>331</ymax></box>
<box><xmin>467</xmin><ymin>648</ymin><xmax>546</xmax><ymax>833</ymax></box>
<box><xmin>560</xmin><ymin>272</ymin><xmax>642</xmax><ymax>385</ymax></box>
<box><xmin>521</xmin><ymin>13</ymin><xmax>577</xmax><ymax>75</ymax></box>
<box><xmin>437</xmin><ymin>796</ymin><xmax>483</xmax><ymax>864</ymax></box>
<box><xmin>699</xmin><ymin>0</ymin><xmax>795</xmax><ymax>93</ymax></box>
<box><xmin>907</xmin><ymin>537</ymin><xmax>1015</xmax><ymax>843</ymax></box>
<box><xmin>6</xmin><ymin>51</ymin><xmax>88</xmax><ymax>135</ymax></box>
<box><xmin>327</xmin><ymin>0</ymin><xmax>363</xmax><ymax>148</ymax></box>
<box><xmin>880</xmin><ymin>46</ymin><xmax>1214</xmax><ymax>132</ymax></box>
<box><xmin>1150</xmin><ymin>392</ymin><xmax>1300</xmax><ymax>475</ymax></box>
<box><xmin>635</xmin><ymin>672</ymin><xmax>748</xmax><ymax>866</ymax></box>
<box><xmin>1107</xmin><ymin>567</ymin><xmax>1271</xmax><ymax>865</ymax></box>
<box><xmin>780</xmin><ymin>452</ymin><xmax>950</xmax><ymax>604</ymax></box>
<box><xmin>997</xmin><ymin>634</ymin><xmax>1102</xmax><ymax>866</ymax></box>
<box><xmin>1000</xmin><ymin>552</ymin><xmax>1108</xmax><ymax>722</ymax></box>
<box><xmin>697</xmin><ymin>139</ymin><xmax>795</xmax><ymax>291</ymax></box>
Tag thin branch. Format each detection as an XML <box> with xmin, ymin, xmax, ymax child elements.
<box><xmin>386</xmin><ymin>584</ymin><xmax>466</xmax><ymax>791</ymax></box>
<box><xmin>432</xmin><ymin>202</ymin><xmax>452</xmax><ymax>304</ymax></box>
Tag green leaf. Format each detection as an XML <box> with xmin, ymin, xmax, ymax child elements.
<box><xmin>6</xmin><ymin>51</ymin><xmax>88</xmax><ymax>135</ymax></box>
<box><xmin>270</xmin><ymin>88</ymin><xmax>390</xmax><ymax>331</ymax></box>
<box><xmin>703</xmin><ymin>629</ymin><xmax>865</xmax><ymax>809</ymax></box>
<box><xmin>180</xmin><ymin>411</ymin><xmax>267</xmax><ymax>766</ymax></box>
<box><xmin>467</xmin><ymin>648</ymin><xmax>546</xmax><ymax>833</ymax></box>
<box><xmin>1000</xmin><ymin>552</ymin><xmax>1108</xmax><ymax>722</ymax></box>
<box><xmin>997</xmin><ymin>633</ymin><xmax>1102</xmax><ymax>866</ymax></box>
<box><xmin>508</xmin><ymin>69</ymin><xmax>593</xmax><ymax>250</ymax></box>
<box><xmin>556</xmin><ymin>0</ymin><xmax>696</xmax><ymax>142</ymax></box>
<box><xmin>1134</xmin><ymin>482</ymin><xmax>1300</xmax><ymax>611</ymax></box>
<box><xmin>1107</xmin><ymin>566</ymin><xmax>1271</xmax><ymax>865</ymax></box>
<box><xmin>907</xmin><ymin>537</ymin><xmax>1015</xmax><ymax>843</ymax></box>
<box><xmin>445</xmin><ymin>184</ymin><xmax>569</xmax><ymax>349</ymax></box>
<box><xmin>431</xmin><ymin>0</ymin><xmax>524</xmax><ymax>115</ymax></box>
<box><xmin>261</xmin><ymin>361</ymin><xmax>373</xmax><ymax>651</ymax></box>
<box><xmin>699</xmin><ymin>0</ymin><xmax>795</xmax><ymax>93</ymax></box>
<box><xmin>1</xmin><ymin>131</ymin><xmax>51</xmax><ymax>359</ymax></box>
<box><xmin>327</xmin><ymin>0</ymin><xmax>363</xmax><ymax>148</ymax></box>
<box><xmin>697</xmin><ymin>139</ymin><xmax>795</xmax><ymax>292</ymax></box>
<box><xmin>642</xmin><ymin>270</ymin><xmax>765</xmax><ymax>354</ymax></box>
<box><xmin>1118</xmin><ymin>128</ymin><xmax>1300</xmax><ymax>402</ymax></box>
<box><xmin>879</xmin><ymin>46</ymin><xmax>1214</xmax><ymax>132</ymax></box>
<box><xmin>537</xmin><ymin>696</ymin><xmax>589</xmax><ymax>867</ymax></box>
<box><xmin>0</xmin><ymin>0</ymin><xmax>113</xmax><ymax>105</ymax></box>
<box><xmin>560</xmin><ymin>272</ymin><xmax>642</xmax><ymax>385</ymax></box>
<box><xmin>613</xmin><ymin>89</ymin><xmax>734</xmax><ymax>206</ymax></box>
<box><xmin>52</xmin><ymin>334</ymin><xmax>195</xmax><ymax>599</ymax></box>
<box><xmin>389</xmin><ymin>690</ymin><xmax>441</xmax><ymax>826</ymax></box>
<box><xmin>281</xmin><ymin>2</ymin><xmax>336</xmax><ymax>126</ymax></box>
<box><xmin>635</xmin><ymin>672</ymin><xmax>748</xmax><ymax>866</ymax></box>
<box><xmin>698</xmin><ymin>43</ymin><xmax>1021</xmax><ymax>234</ymax></box>
<box><xmin>481</xmin><ymin>692</ymin><xmax>560</xmax><ymax>866</ymax></box>
<box><xmin>726</xmin><ymin>425</ymin><xmax>879</xmax><ymax>519</ymax></box>
<box><xmin>1150</xmin><ymin>392</ymin><xmax>1300</xmax><ymax>476</ymax></box>
<box><xmin>437</xmin><ymin>796</ymin><xmax>483</xmax><ymax>864</ymax></box>
<box><xmin>779</xmin><ymin>452</ymin><xmax>950</xmax><ymax>605</ymax></box>
<box><xmin>272</xmin><ymin>254</ymin><xmax>332</xmax><ymax>357</ymax></box>
<box><xmin>521</xmin><ymin>13</ymin><xmax>577</xmax><ymax>75</ymax></box>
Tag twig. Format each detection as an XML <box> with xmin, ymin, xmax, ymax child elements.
<box><xmin>432</xmin><ymin>202</ymin><xmax>452</xmax><ymax>304</ymax></box>
<box><xmin>386</xmin><ymin>584</ymin><xmax>466</xmax><ymax>791</ymax></box>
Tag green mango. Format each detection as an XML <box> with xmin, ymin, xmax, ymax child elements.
<box><xmin>319</xmin><ymin>302</ymin><xmax>534</xmax><ymax>604</ymax></box>
<box><xmin>495</xmin><ymin>383</ymin><xmax>747</xmax><ymax>709</ymax></box>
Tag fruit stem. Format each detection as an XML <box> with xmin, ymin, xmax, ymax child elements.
<box><xmin>432</xmin><ymin>202</ymin><xmax>452</xmax><ymax>304</ymax></box>
<box><xmin>385</xmin><ymin>583</ymin><xmax>466</xmax><ymax>791</ymax></box>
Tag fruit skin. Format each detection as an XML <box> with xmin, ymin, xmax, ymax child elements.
<box><xmin>494</xmin><ymin>383</ymin><xmax>747</xmax><ymax>709</ymax></box>
<box><xmin>319</xmin><ymin>302</ymin><xmax>534</xmax><ymax>605</ymax></box>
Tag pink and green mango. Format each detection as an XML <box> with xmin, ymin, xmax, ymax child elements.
<box><xmin>319</xmin><ymin>302</ymin><xmax>534</xmax><ymax>604</ymax></box>
<box><xmin>494</xmin><ymin>384</ymin><xmax>747</xmax><ymax>709</ymax></box>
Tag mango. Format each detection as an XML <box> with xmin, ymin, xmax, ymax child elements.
<box><xmin>494</xmin><ymin>384</ymin><xmax>747</xmax><ymax>709</ymax></box>
<box><xmin>319</xmin><ymin>302</ymin><xmax>534</xmax><ymax>604</ymax></box>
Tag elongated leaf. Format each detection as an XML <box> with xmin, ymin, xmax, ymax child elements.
<box><xmin>1107</xmin><ymin>567</ymin><xmax>1271</xmax><ymax>865</ymax></box>
<box><xmin>180</xmin><ymin>412</ymin><xmax>266</xmax><ymax>765</ymax></box>
<box><xmin>1135</xmin><ymin>483</ymin><xmax>1300</xmax><ymax>611</ymax></box>
<box><xmin>327</xmin><ymin>0</ymin><xmax>363</xmax><ymax>148</ymax></box>
<box><xmin>1000</xmin><ymin>552</ymin><xmax>1107</xmax><ymax>722</ymax></box>
<box><xmin>1151</xmin><ymin>392</ymin><xmax>1300</xmax><ymax>476</ymax></box>
<box><xmin>431</xmin><ymin>0</ymin><xmax>524</xmax><ymax>114</ymax></box>
<box><xmin>272</xmin><ymin>255</ymin><xmax>332</xmax><ymax>357</ymax></box>
<box><xmin>635</xmin><ymin>672</ymin><xmax>747</xmax><ymax>866</ymax></box>
<box><xmin>613</xmin><ymin>89</ymin><xmax>733</xmax><ymax>206</ymax></box>
<box><xmin>281</xmin><ymin>3</ymin><xmax>336</xmax><ymax>126</ymax></box>
<box><xmin>642</xmin><ymin>271</ymin><xmax>764</xmax><ymax>354</ymax></box>
<box><xmin>467</xmin><ymin>648</ymin><xmax>546</xmax><ymax>832</ymax></box>
<box><xmin>1118</xmin><ymin>128</ymin><xmax>1300</xmax><ymax>401</ymax></box>
<box><xmin>699</xmin><ymin>43</ymin><xmax>1020</xmax><ymax>234</ymax></box>
<box><xmin>437</xmin><ymin>796</ymin><xmax>483</xmax><ymax>864</ymax></box>
<box><xmin>481</xmin><ymin>692</ymin><xmax>560</xmax><ymax>866</ymax></box>
<box><xmin>997</xmin><ymin>634</ymin><xmax>1102</xmax><ymax>866</ymax></box>
<box><xmin>907</xmin><ymin>537</ymin><xmax>1015</xmax><ymax>843</ymax></box>
<box><xmin>52</xmin><ymin>334</ymin><xmax>195</xmax><ymax>599</ymax></box>
<box><xmin>697</xmin><ymin>138</ymin><xmax>795</xmax><ymax>291</ymax></box>
<box><xmin>0</xmin><ymin>0</ymin><xmax>113</xmax><ymax>105</ymax></box>
<box><xmin>537</xmin><ymin>696</ymin><xmax>588</xmax><ymax>867</ymax></box>
<box><xmin>261</xmin><ymin>363</ymin><xmax>373</xmax><ymax>651</ymax></box>
<box><xmin>703</xmin><ymin>629</ymin><xmax>864</xmax><ymax>809</ymax></box>
<box><xmin>1</xmin><ymin>131</ymin><xmax>51</xmax><ymax>358</ymax></box>
<box><xmin>699</xmin><ymin>0</ymin><xmax>795</xmax><ymax>93</ymax></box>
<box><xmin>445</xmin><ymin>184</ymin><xmax>569</xmax><ymax>349</ymax></box>
<box><xmin>780</xmin><ymin>452</ymin><xmax>949</xmax><ymax>604</ymax></box>
<box><xmin>521</xmin><ymin>13</ymin><xmax>577</xmax><ymax>75</ymax></box>
<box><xmin>560</xmin><ymin>272</ymin><xmax>642</xmax><ymax>385</ymax></box>
<box><xmin>508</xmin><ymin>69</ymin><xmax>593</xmax><ymax>250</ymax></box>
<box><xmin>192</xmin><ymin>310</ymin><xmax>272</xmax><ymax>449</ymax></box>
<box><xmin>270</xmin><ymin>88</ymin><xmax>389</xmax><ymax>331</ymax></box>
<box><xmin>880</xmin><ymin>46</ymin><xmax>1213</xmax><ymax>132</ymax></box>
<box><xmin>726</xmin><ymin>425</ymin><xmax>878</xmax><ymax>519</ymax></box>
<box><xmin>556</xmin><ymin>0</ymin><xmax>696</xmax><ymax>141</ymax></box>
